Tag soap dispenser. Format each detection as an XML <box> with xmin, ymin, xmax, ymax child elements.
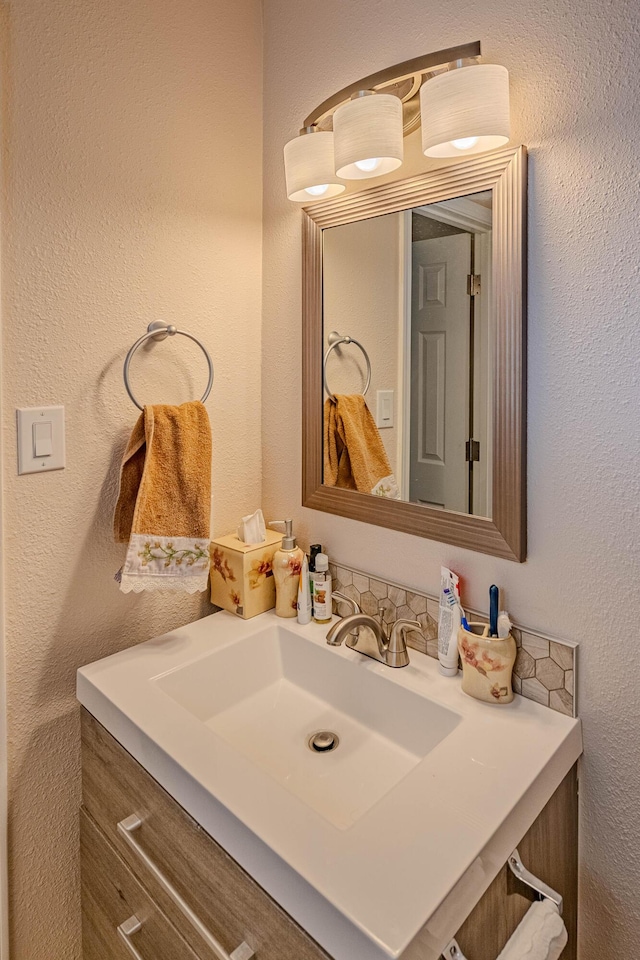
<box><xmin>269</xmin><ymin>520</ymin><xmax>305</xmax><ymax>618</ymax></box>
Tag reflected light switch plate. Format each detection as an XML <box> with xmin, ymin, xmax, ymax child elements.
<box><xmin>17</xmin><ymin>406</ymin><xmax>65</xmax><ymax>474</ymax></box>
<box><xmin>376</xmin><ymin>390</ymin><xmax>394</xmax><ymax>429</ymax></box>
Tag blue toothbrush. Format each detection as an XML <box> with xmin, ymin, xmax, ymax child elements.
<box><xmin>489</xmin><ymin>584</ymin><xmax>499</xmax><ymax>637</ymax></box>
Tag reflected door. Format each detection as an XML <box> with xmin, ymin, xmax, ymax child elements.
<box><xmin>409</xmin><ymin>233</ymin><xmax>471</xmax><ymax>510</ymax></box>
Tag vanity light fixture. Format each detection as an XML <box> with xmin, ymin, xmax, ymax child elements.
<box><xmin>283</xmin><ymin>41</ymin><xmax>511</xmax><ymax>202</ymax></box>
<box><xmin>420</xmin><ymin>63</ymin><xmax>510</xmax><ymax>157</ymax></box>
<box><xmin>333</xmin><ymin>91</ymin><xmax>403</xmax><ymax>179</ymax></box>
<box><xmin>284</xmin><ymin>128</ymin><xmax>346</xmax><ymax>202</ymax></box>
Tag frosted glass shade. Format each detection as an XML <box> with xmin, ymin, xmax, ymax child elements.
<box><xmin>284</xmin><ymin>131</ymin><xmax>345</xmax><ymax>203</ymax></box>
<box><xmin>333</xmin><ymin>93</ymin><xmax>403</xmax><ymax>179</ymax></box>
<box><xmin>420</xmin><ymin>64</ymin><xmax>510</xmax><ymax>158</ymax></box>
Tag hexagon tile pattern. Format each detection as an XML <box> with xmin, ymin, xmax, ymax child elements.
<box><xmin>330</xmin><ymin>562</ymin><xmax>577</xmax><ymax>718</ymax></box>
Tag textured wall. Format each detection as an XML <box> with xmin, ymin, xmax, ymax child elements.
<box><xmin>0</xmin><ymin>0</ymin><xmax>263</xmax><ymax>955</ymax></box>
<box><xmin>261</xmin><ymin>2</ymin><xmax>640</xmax><ymax>956</ymax></box>
<box><xmin>323</xmin><ymin>214</ymin><xmax>401</xmax><ymax>473</ymax></box>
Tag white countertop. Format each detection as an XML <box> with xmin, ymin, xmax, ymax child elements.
<box><xmin>77</xmin><ymin>610</ymin><xmax>582</xmax><ymax>960</ymax></box>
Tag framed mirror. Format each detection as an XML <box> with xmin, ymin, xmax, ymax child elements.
<box><xmin>302</xmin><ymin>146</ymin><xmax>526</xmax><ymax>561</ymax></box>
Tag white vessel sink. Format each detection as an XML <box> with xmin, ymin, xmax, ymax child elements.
<box><xmin>156</xmin><ymin>625</ymin><xmax>460</xmax><ymax>829</ymax></box>
<box><xmin>77</xmin><ymin>610</ymin><xmax>582</xmax><ymax>960</ymax></box>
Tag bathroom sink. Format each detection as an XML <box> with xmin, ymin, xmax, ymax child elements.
<box><xmin>77</xmin><ymin>609</ymin><xmax>582</xmax><ymax>960</ymax></box>
<box><xmin>155</xmin><ymin>625</ymin><xmax>459</xmax><ymax>829</ymax></box>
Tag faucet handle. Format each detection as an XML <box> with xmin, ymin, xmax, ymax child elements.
<box><xmin>332</xmin><ymin>592</ymin><xmax>361</xmax><ymax>616</ymax></box>
<box><xmin>387</xmin><ymin>618</ymin><xmax>421</xmax><ymax>668</ymax></box>
<box><xmin>329</xmin><ymin>592</ymin><xmax>361</xmax><ymax>644</ymax></box>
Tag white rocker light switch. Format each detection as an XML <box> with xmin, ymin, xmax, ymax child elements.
<box><xmin>33</xmin><ymin>421</ymin><xmax>53</xmax><ymax>458</ymax></box>
<box><xmin>376</xmin><ymin>389</ymin><xmax>394</xmax><ymax>429</ymax></box>
<box><xmin>17</xmin><ymin>406</ymin><xmax>65</xmax><ymax>474</ymax></box>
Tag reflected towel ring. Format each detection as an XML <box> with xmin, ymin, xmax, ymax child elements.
<box><xmin>323</xmin><ymin>331</ymin><xmax>371</xmax><ymax>403</ymax></box>
<box><xmin>123</xmin><ymin>322</ymin><xmax>214</xmax><ymax>411</ymax></box>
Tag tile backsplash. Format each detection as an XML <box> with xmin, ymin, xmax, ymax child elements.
<box><xmin>329</xmin><ymin>561</ymin><xmax>577</xmax><ymax>718</ymax></box>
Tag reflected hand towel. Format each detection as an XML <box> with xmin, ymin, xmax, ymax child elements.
<box><xmin>114</xmin><ymin>401</ymin><xmax>212</xmax><ymax>593</ymax></box>
<box><xmin>324</xmin><ymin>394</ymin><xmax>399</xmax><ymax>498</ymax></box>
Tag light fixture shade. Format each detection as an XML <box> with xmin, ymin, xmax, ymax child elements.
<box><xmin>333</xmin><ymin>93</ymin><xmax>403</xmax><ymax>180</ymax></box>
<box><xmin>420</xmin><ymin>64</ymin><xmax>510</xmax><ymax>158</ymax></box>
<box><xmin>283</xmin><ymin>131</ymin><xmax>345</xmax><ymax>203</ymax></box>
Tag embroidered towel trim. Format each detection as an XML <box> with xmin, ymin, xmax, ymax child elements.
<box><xmin>114</xmin><ymin>401</ymin><xmax>212</xmax><ymax>594</ymax></box>
<box><xmin>324</xmin><ymin>394</ymin><xmax>399</xmax><ymax>499</ymax></box>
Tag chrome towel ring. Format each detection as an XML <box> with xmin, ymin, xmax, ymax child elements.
<box><xmin>323</xmin><ymin>331</ymin><xmax>371</xmax><ymax>403</ymax></box>
<box><xmin>123</xmin><ymin>322</ymin><xmax>214</xmax><ymax>411</ymax></box>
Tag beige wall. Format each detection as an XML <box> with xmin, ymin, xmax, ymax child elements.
<box><xmin>262</xmin><ymin>2</ymin><xmax>640</xmax><ymax>957</ymax></box>
<box><xmin>0</xmin><ymin>0</ymin><xmax>263</xmax><ymax>955</ymax></box>
<box><xmin>323</xmin><ymin>214</ymin><xmax>401</xmax><ymax>474</ymax></box>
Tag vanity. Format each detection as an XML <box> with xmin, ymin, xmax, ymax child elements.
<box><xmin>77</xmin><ymin>609</ymin><xmax>581</xmax><ymax>960</ymax></box>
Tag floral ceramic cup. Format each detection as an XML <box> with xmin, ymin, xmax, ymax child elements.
<box><xmin>457</xmin><ymin>622</ymin><xmax>517</xmax><ymax>704</ymax></box>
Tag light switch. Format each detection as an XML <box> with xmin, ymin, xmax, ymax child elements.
<box><xmin>376</xmin><ymin>389</ymin><xmax>394</xmax><ymax>429</ymax></box>
<box><xmin>17</xmin><ymin>406</ymin><xmax>65</xmax><ymax>474</ymax></box>
<box><xmin>33</xmin><ymin>421</ymin><xmax>53</xmax><ymax>458</ymax></box>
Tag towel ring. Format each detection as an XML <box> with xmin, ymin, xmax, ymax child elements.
<box><xmin>323</xmin><ymin>331</ymin><xmax>371</xmax><ymax>403</ymax></box>
<box><xmin>123</xmin><ymin>322</ymin><xmax>214</xmax><ymax>411</ymax></box>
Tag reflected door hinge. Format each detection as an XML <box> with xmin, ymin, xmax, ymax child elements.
<box><xmin>467</xmin><ymin>274</ymin><xmax>481</xmax><ymax>296</ymax></box>
<box><xmin>465</xmin><ymin>439</ymin><xmax>480</xmax><ymax>462</ymax></box>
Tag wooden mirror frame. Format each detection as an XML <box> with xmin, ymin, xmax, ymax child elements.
<box><xmin>302</xmin><ymin>145</ymin><xmax>527</xmax><ymax>562</ymax></box>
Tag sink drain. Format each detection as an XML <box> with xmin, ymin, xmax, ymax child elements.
<box><xmin>308</xmin><ymin>730</ymin><xmax>340</xmax><ymax>753</ymax></box>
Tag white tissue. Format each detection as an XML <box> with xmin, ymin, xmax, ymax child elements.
<box><xmin>497</xmin><ymin>900</ymin><xmax>567</xmax><ymax>960</ymax></box>
<box><xmin>237</xmin><ymin>508</ymin><xmax>266</xmax><ymax>544</ymax></box>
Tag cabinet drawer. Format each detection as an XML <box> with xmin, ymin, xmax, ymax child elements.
<box><xmin>81</xmin><ymin>709</ymin><xmax>330</xmax><ymax>960</ymax></box>
<box><xmin>81</xmin><ymin>807</ymin><xmax>199</xmax><ymax>960</ymax></box>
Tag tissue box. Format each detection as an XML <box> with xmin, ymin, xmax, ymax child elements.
<box><xmin>210</xmin><ymin>530</ymin><xmax>283</xmax><ymax>619</ymax></box>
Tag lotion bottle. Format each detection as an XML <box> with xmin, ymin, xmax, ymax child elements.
<box><xmin>269</xmin><ymin>520</ymin><xmax>305</xmax><ymax>618</ymax></box>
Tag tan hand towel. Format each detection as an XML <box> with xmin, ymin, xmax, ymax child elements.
<box><xmin>324</xmin><ymin>394</ymin><xmax>399</xmax><ymax>498</ymax></box>
<box><xmin>114</xmin><ymin>401</ymin><xmax>212</xmax><ymax>593</ymax></box>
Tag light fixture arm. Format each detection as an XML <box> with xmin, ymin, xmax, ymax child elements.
<box><xmin>302</xmin><ymin>41</ymin><xmax>481</xmax><ymax>130</ymax></box>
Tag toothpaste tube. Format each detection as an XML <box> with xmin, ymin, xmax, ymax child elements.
<box><xmin>438</xmin><ymin>566</ymin><xmax>462</xmax><ymax>677</ymax></box>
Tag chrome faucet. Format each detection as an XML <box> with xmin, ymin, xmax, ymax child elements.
<box><xmin>325</xmin><ymin>605</ymin><xmax>421</xmax><ymax>668</ymax></box>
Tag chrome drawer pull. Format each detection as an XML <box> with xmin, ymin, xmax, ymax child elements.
<box><xmin>117</xmin><ymin>915</ymin><xmax>146</xmax><ymax>960</ymax></box>
<box><xmin>117</xmin><ymin>815</ymin><xmax>255</xmax><ymax>960</ymax></box>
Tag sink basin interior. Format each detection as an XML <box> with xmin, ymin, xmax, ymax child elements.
<box><xmin>155</xmin><ymin>626</ymin><xmax>460</xmax><ymax>829</ymax></box>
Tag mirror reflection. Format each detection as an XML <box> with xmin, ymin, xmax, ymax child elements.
<box><xmin>322</xmin><ymin>190</ymin><xmax>493</xmax><ymax>518</ymax></box>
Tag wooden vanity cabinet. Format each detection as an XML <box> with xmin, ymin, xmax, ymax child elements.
<box><xmin>80</xmin><ymin>708</ymin><xmax>577</xmax><ymax>960</ymax></box>
<box><xmin>80</xmin><ymin>708</ymin><xmax>330</xmax><ymax>960</ymax></box>
<box><xmin>451</xmin><ymin>768</ymin><xmax>578</xmax><ymax>960</ymax></box>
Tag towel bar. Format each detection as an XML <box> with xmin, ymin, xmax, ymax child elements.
<box><xmin>323</xmin><ymin>330</ymin><xmax>371</xmax><ymax>403</ymax></box>
<box><xmin>440</xmin><ymin>848</ymin><xmax>564</xmax><ymax>960</ymax></box>
<box><xmin>508</xmin><ymin>848</ymin><xmax>563</xmax><ymax>915</ymax></box>
<box><xmin>123</xmin><ymin>321</ymin><xmax>214</xmax><ymax>411</ymax></box>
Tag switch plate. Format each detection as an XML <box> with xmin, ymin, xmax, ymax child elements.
<box><xmin>17</xmin><ymin>406</ymin><xmax>65</xmax><ymax>474</ymax></box>
<box><xmin>376</xmin><ymin>390</ymin><xmax>394</xmax><ymax>429</ymax></box>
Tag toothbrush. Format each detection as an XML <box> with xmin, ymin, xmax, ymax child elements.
<box><xmin>444</xmin><ymin>588</ymin><xmax>469</xmax><ymax>630</ymax></box>
<box><xmin>489</xmin><ymin>584</ymin><xmax>499</xmax><ymax>637</ymax></box>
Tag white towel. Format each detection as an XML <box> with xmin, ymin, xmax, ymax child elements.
<box><xmin>497</xmin><ymin>900</ymin><xmax>567</xmax><ymax>960</ymax></box>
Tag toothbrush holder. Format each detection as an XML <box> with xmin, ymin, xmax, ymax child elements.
<box><xmin>457</xmin><ymin>622</ymin><xmax>517</xmax><ymax>704</ymax></box>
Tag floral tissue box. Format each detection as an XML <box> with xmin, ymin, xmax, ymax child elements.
<box><xmin>209</xmin><ymin>530</ymin><xmax>283</xmax><ymax>619</ymax></box>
